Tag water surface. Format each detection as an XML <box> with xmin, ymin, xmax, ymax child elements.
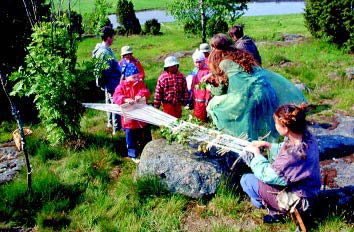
<box><xmin>109</xmin><ymin>1</ymin><xmax>305</xmax><ymax>28</ymax></box>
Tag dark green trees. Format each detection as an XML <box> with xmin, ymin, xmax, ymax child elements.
<box><xmin>304</xmin><ymin>0</ymin><xmax>354</xmax><ymax>51</ymax></box>
<box><xmin>116</xmin><ymin>0</ymin><xmax>141</xmax><ymax>35</ymax></box>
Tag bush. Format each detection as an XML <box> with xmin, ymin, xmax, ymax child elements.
<box><xmin>144</xmin><ymin>19</ymin><xmax>161</xmax><ymax>35</ymax></box>
<box><xmin>206</xmin><ymin>17</ymin><xmax>229</xmax><ymax>37</ymax></box>
<box><xmin>10</xmin><ymin>14</ymin><xmax>87</xmax><ymax>145</ymax></box>
<box><xmin>183</xmin><ymin>17</ymin><xmax>228</xmax><ymax>38</ymax></box>
<box><xmin>304</xmin><ymin>0</ymin><xmax>354</xmax><ymax>52</ymax></box>
<box><xmin>183</xmin><ymin>20</ymin><xmax>199</xmax><ymax>35</ymax></box>
<box><xmin>83</xmin><ymin>0</ymin><xmax>112</xmax><ymax>35</ymax></box>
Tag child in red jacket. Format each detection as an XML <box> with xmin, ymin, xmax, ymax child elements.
<box><xmin>190</xmin><ymin>50</ymin><xmax>211</xmax><ymax>122</ymax></box>
<box><xmin>113</xmin><ymin>75</ymin><xmax>151</xmax><ymax>163</ymax></box>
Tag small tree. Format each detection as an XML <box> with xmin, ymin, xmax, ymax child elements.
<box><xmin>304</xmin><ymin>0</ymin><xmax>354</xmax><ymax>52</ymax></box>
<box><xmin>10</xmin><ymin>13</ymin><xmax>86</xmax><ymax>145</ymax></box>
<box><xmin>168</xmin><ymin>0</ymin><xmax>249</xmax><ymax>42</ymax></box>
<box><xmin>116</xmin><ymin>0</ymin><xmax>141</xmax><ymax>35</ymax></box>
<box><xmin>84</xmin><ymin>0</ymin><xmax>112</xmax><ymax>35</ymax></box>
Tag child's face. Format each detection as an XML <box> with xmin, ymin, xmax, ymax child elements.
<box><xmin>123</xmin><ymin>53</ymin><xmax>133</xmax><ymax>61</ymax></box>
<box><xmin>167</xmin><ymin>65</ymin><xmax>178</xmax><ymax>74</ymax></box>
<box><xmin>194</xmin><ymin>60</ymin><xmax>205</xmax><ymax>69</ymax></box>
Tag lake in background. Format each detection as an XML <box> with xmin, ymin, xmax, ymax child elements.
<box><xmin>108</xmin><ymin>1</ymin><xmax>305</xmax><ymax>28</ymax></box>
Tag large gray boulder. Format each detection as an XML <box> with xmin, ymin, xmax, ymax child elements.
<box><xmin>137</xmin><ymin>139</ymin><xmax>227</xmax><ymax>198</ymax></box>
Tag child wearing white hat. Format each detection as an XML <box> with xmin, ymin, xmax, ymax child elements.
<box><xmin>199</xmin><ymin>43</ymin><xmax>211</xmax><ymax>65</ymax></box>
<box><xmin>190</xmin><ymin>50</ymin><xmax>211</xmax><ymax>121</ymax></box>
<box><xmin>153</xmin><ymin>56</ymin><xmax>189</xmax><ymax>118</ymax></box>
<box><xmin>119</xmin><ymin>45</ymin><xmax>145</xmax><ymax>81</ymax></box>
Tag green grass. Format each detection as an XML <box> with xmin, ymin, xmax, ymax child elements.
<box><xmin>49</xmin><ymin>0</ymin><xmax>173</xmax><ymax>14</ymax></box>
<box><xmin>1</xmin><ymin>14</ymin><xmax>354</xmax><ymax>231</ymax></box>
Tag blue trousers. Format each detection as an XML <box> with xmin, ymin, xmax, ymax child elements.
<box><xmin>125</xmin><ymin>126</ymin><xmax>152</xmax><ymax>158</ymax></box>
<box><xmin>240</xmin><ymin>173</ymin><xmax>263</xmax><ymax>208</ymax></box>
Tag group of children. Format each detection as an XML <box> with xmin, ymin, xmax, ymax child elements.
<box><xmin>154</xmin><ymin>43</ymin><xmax>212</xmax><ymax>121</ymax></box>
<box><xmin>94</xmin><ymin>27</ymin><xmax>321</xmax><ymax>229</ymax></box>
<box><xmin>94</xmin><ymin>34</ymin><xmax>213</xmax><ymax>163</ymax></box>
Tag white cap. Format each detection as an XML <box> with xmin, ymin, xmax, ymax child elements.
<box><xmin>199</xmin><ymin>43</ymin><xmax>211</xmax><ymax>53</ymax></box>
<box><xmin>121</xmin><ymin>45</ymin><xmax>133</xmax><ymax>56</ymax></box>
<box><xmin>192</xmin><ymin>50</ymin><xmax>205</xmax><ymax>62</ymax></box>
<box><xmin>164</xmin><ymin>56</ymin><xmax>179</xmax><ymax>68</ymax></box>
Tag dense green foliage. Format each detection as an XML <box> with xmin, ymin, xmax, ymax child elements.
<box><xmin>116</xmin><ymin>0</ymin><xmax>141</xmax><ymax>35</ymax></box>
<box><xmin>168</xmin><ymin>0</ymin><xmax>249</xmax><ymax>42</ymax></box>
<box><xmin>10</xmin><ymin>14</ymin><xmax>88</xmax><ymax>145</ymax></box>
<box><xmin>83</xmin><ymin>0</ymin><xmax>112</xmax><ymax>35</ymax></box>
<box><xmin>304</xmin><ymin>0</ymin><xmax>354</xmax><ymax>52</ymax></box>
<box><xmin>144</xmin><ymin>19</ymin><xmax>161</xmax><ymax>35</ymax></box>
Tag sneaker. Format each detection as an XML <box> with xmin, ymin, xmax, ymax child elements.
<box><xmin>263</xmin><ymin>214</ymin><xmax>285</xmax><ymax>224</ymax></box>
<box><xmin>130</xmin><ymin>157</ymin><xmax>140</xmax><ymax>164</ymax></box>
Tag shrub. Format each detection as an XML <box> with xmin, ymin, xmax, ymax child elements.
<box><xmin>83</xmin><ymin>0</ymin><xmax>112</xmax><ymax>35</ymax></box>
<box><xmin>206</xmin><ymin>17</ymin><xmax>229</xmax><ymax>37</ymax></box>
<box><xmin>116</xmin><ymin>0</ymin><xmax>141</xmax><ymax>35</ymax></box>
<box><xmin>183</xmin><ymin>20</ymin><xmax>199</xmax><ymax>35</ymax></box>
<box><xmin>304</xmin><ymin>0</ymin><xmax>354</xmax><ymax>52</ymax></box>
<box><xmin>10</xmin><ymin>14</ymin><xmax>87</xmax><ymax>145</ymax></box>
<box><xmin>183</xmin><ymin>16</ymin><xmax>228</xmax><ymax>38</ymax></box>
<box><xmin>144</xmin><ymin>19</ymin><xmax>161</xmax><ymax>35</ymax></box>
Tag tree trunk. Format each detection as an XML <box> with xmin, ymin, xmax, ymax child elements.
<box><xmin>199</xmin><ymin>0</ymin><xmax>206</xmax><ymax>43</ymax></box>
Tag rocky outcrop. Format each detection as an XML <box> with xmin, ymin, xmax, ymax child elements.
<box><xmin>137</xmin><ymin>139</ymin><xmax>228</xmax><ymax>198</ymax></box>
<box><xmin>309</xmin><ymin>116</ymin><xmax>354</xmax><ymax>160</ymax></box>
<box><xmin>0</xmin><ymin>142</ymin><xmax>24</xmax><ymax>184</ymax></box>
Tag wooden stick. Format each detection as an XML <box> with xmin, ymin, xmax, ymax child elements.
<box><xmin>292</xmin><ymin>208</ymin><xmax>307</xmax><ymax>232</ymax></box>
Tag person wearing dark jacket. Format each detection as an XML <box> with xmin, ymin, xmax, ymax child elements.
<box><xmin>228</xmin><ymin>25</ymin><xmax>262</xmax><ymax>65</ymax></box>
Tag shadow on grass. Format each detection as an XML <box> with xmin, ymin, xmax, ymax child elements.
<box><xmin>0</xmin><ymin>178</ymin><xmax>84</xmax><ymax>230</ymax></box>
<box><xmin>81</xmin><ymin>132</ymin><xmax>128</xmax><ymax>158</ymax></box>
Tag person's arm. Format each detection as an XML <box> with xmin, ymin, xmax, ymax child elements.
<box><xmin>250</xmin><ymin>155</ymin><xmax>287</xmax><ymax>186</ymax></box>
<box><xmin>245</xmin><ymin>141</ymin><xmax>287</xmax><ymax>186</ymax></box>
<box><xmin>113</xmin><ymin>84</ymin><xmax>126</xmax><ymax>105</ymax></box>
<box><xmin>268</xmin><ymin>142</ymin><xmax>284</xmax><ymax>163</ymax></box>
<box><xmin>181</xmin><ymin>75</ymin><xmax>189</xmax><ymax>106</ymax></box>
<box><xmin>153</xmin><ymin>77</ymin><xmax>163</xmax><ymax>109</ymax></box>
<box><xmin>137</xmin><ymin>84</ymin><xmax>151</xmax><ymax>102</ymax></box>
<box><xmin>209</xmin><ymin>82</ymin><xmax>227</xmax><ymax>96</ymax></box>
<box><xmin>135</xmin><ymin>60</ymin><xmax>145</xmax><ymax>80</ymax></box>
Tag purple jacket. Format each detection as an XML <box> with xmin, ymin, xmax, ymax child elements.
<box><xmin>271</xmin><ymin>131</ymin><xmax>321</xmax><ymax>198</ymax></box>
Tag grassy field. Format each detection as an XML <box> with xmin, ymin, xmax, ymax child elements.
<box><xmin>1</xmin><ymin>14</ymin><xmax>354</xmax><ymax>231</ymax></box>
<box><xmin>49</xmin><ymin>0</ymin><xmax>173</xmax><ymax>13</ymax></box>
